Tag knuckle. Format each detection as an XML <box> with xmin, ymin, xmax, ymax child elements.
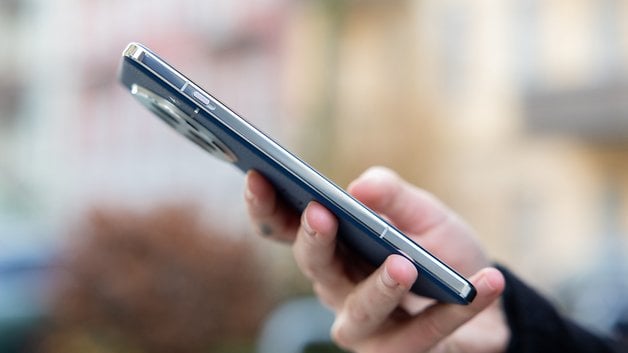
<box><xmin>330</xmin><ymin>318</ymin><xmax>354</xmax><ymax>350</ymax></box>
<box><xmin>370</xmin><ymin>166</ymin><xmax>401</xmax><ymax>187</ymax></box>
<box><xmin>367</xmin><ymin>166</ymin><xmax>398</xmax><ymax>180</ymax></box>
<box><xmin>422</xmin><ymin>315</ymin><xmax>448</xmax><ymax>342</ymax></box>
<box><xmin>345</xmin><ymin>294</ymin><xmax>371</xmax><ymax>325</ymax></box>
<box><xmin>312</xmin><ymin>282</ymin><xmax>341</xmax><ymax>310</ymax></box>
<box><xmin>329</xmin><ymin>294</ymin><xmax>370</xmax><ymax>350</ymax></box>
<box><xmin>293</xmin><ymin>248</ymin><xmax>315</xmax><ymax>278</ymax></box>
<box><xmin>298</xmin><ymin>258</ymin><xmax>323</xmax><ymax>282</ymax></box>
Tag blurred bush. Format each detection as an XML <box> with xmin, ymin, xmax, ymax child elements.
<box><xmin>36</xmin><ymin>204</ymin><xmax>273</xmax><ymax>353</ymax></box>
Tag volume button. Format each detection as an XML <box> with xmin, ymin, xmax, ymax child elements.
<box><xmin>379</xmin><ymin>226</ymin><xmax>389</xmax><ymax>239</ymax></box>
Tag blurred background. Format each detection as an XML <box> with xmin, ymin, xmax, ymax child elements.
<box><xmin>1</xmin><ymin>0</ymin><xmax>628</xmax><ymax>352</ymax></box>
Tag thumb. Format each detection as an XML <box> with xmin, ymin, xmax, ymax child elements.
<box><xmin>382</xmin><ymin>267</ymin><xmax>505</xmax><ymax>352</ymax></box>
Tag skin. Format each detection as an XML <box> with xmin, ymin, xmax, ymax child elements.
<box><xmin>245</xmin><ymin>166</ymin><xmax>509</xmax><ymax>353</ymax></box>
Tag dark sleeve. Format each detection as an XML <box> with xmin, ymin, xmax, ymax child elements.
<box><xmin>497</xmin><ymin>265</ymin><xmax>626</xmax><ymax>353</ymax></box>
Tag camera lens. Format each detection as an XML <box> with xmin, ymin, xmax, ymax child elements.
<box><xmin>130</xmin><ymin>84</ymin><xmax>237</xmax><ymax>163</ymax></box>
<box><xmin>186</xmin><ymin>129</ymin><xmax>217</xmax><ymax>153</ymax></box>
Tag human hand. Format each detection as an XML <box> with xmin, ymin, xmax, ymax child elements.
<box><xmin>245</xmin><ymin>166</ymin><xmax>509</xmax><ymax>352</ymax></box>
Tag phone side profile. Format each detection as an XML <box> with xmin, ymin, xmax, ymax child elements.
<box><xmin>118</xmin><ymin>42</ymin><xmax>476</xmax><ymax>304</ymax></box>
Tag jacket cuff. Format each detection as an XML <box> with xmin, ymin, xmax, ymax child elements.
<box><xmin>496</xmin><ymin>264</ymin><xmax>623</xmax><ymax>353</ymax></box>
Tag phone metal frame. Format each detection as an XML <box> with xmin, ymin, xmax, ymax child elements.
<box><xmin>119</xmin><ymin>42</ymin><xmax>476</xmax><ymax>304</ymax></box>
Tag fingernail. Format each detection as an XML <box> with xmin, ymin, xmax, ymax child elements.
<box><xmin>244</xmin><ymin>180</ymin><xmax>258</xmax><ymax>205</ymax></box>
<box><xmin>245</xmin><ymin>186</ymin><xmax>254</xmax><ymax>202</ymax></box>
<box><xmin>479</xmin><ymin>268</ymin><xmax>503</xmax><ymax>293</ymax></box>
<box><xmin>302</xmin><ymin>212</ymin><xmax>315</xmax><ymax>237</ymax></box>
<box><xmin>482</xmin><ymin>274</ymin><xmax>495</xmax><ymax>291</ymax></box>
<box><xmin>382</xmin><ymin>266</ymin><xmax>399</xmax><ymax>288</ymax></box>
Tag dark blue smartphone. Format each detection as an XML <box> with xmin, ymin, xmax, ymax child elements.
<box><xmin>118</xmin><ymin>42</ymin><xmax>476</xmax><ymax>304</ymax></box>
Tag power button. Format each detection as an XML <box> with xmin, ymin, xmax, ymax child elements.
<box><xmin>193</xmin><ymin>91</ymin><xmax>210</xmax><ymax>105</ymax></box>
<box><xmin>183</xmin><ymin>84</ymin><xmax>216</xmax><ymax>110</ymax></box>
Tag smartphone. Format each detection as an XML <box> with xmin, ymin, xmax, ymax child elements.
<box><xmin>118</xmin><ymin>42</ymin><xmax>476</xmax><ymax>304</ymax></box>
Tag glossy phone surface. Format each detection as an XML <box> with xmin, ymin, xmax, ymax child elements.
<box><xmin>118</xmin><ymin>42</ymin><xmax>476</xmax><ymax>304</ymax></box>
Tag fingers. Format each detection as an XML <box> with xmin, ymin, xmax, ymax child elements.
<box><xmin>330</xmin><ymin>266</ymin><xmax>504</xmax><ymax>352</ymax></box>
<box><xmin>347</xmin><ymin>167</ymin><xmax>451</xmax><ymax>234</ymax></box>
<box><xmin>331</xmin><ymin>255</ymin><xmax>418</xmax><ymax>347</ymax></box>
<box><xmin>244</xmin><ymin>170</ymin><xmax>300</xmax><ymax>243</ymax></box>
<box><xmin>379</xmin><ymin>267</ymin><xmax>505</xmax><ymax>352</ymax></box>
<box><xmin>292</xmin><ymin>202</ymin><xmax>354</xmax><ymax>309</ymax></box>
<box><xmin>245</xmin><ymin>172</ymin><xmax>358</xmax><ymax>309</ymax></box>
